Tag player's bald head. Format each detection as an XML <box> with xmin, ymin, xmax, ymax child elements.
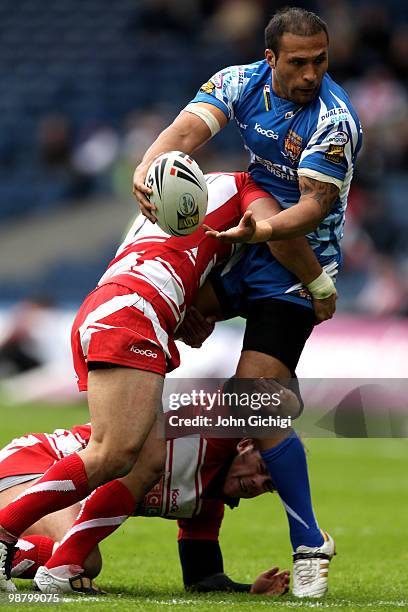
<box><xmin>265</xmin><ymin>7</ymin><xmax>329</xmax><ymax>59</ymax></box>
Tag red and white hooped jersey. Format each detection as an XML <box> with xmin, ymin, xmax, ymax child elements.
<box><xmin>0</xmin><ymin>424</ymin><xmax>237</xmax><ymax>540</ymax></box>
<box><xmin>137</xmin><ymin>435</ymin><xmax>239</xmax><ymax>542</ymax></box>
<box><xmin>98</xmin><ymin>172</ymin><xmax>269</xmax><ymax>328</ymax></box>
<box><xmin>136</xmin><ymin>436</ymin><xmax>237</xmax><ymax>520</ymax></box>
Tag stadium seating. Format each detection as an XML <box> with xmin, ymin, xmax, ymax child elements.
<box><xmin>0</xmin><ymin>1</ymin><xmax>406</xmax><ymax>310</ymax></box>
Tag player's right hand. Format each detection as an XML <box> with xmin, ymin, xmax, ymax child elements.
<box><xmin>313</xmin><ymin>291</ymin><xmax>337</xmax><ymax>324</ymax></box>
<box><xmin>132</xmin><ymin>164</ymin><xmax>157</xmax><ymax>223</ymax></box>
<box><xmin>204</xmin><ymin>210</ymin><xmax>257</xmax><ymax>243</ymax></box>
<box><xmin>250</xmin><ymin>567</ymin><xmax>290</xmax><ymax>596</ymax></box>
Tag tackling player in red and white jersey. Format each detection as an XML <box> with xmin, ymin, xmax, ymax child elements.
<box><xmin>0</xmin><ymin>424</ymin><xmax>289</xmax><ymax>595</ymax></box>
<box><xmin>0</xmin><ymin>171</ymin><xmax>322</xmax><ymax>593</ymax></box>
<box><xmin>72</xmin><ymin>172</ymin><xmax>269</xmax><ymax>386</ymax></box>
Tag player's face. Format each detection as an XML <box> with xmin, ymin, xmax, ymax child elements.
<box><xmin>222</xmin><ymin>440</ymin><xmax>273</xmax><ymax>499</ymax></box>
<box><xmin>267</xmin><ymin>31</ymin><xmax>329</xmax><ymax>105</ymax></box>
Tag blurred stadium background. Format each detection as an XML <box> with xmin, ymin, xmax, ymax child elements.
<box><xmin>0</xmin><ymin>0</ymin><xmax>408</xmax><ymax>402</ymax></box>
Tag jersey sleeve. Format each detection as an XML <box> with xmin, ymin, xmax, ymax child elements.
<box><xmin>177</xmin><ymin>500</ymin><xmax>224</xmax><ymax>541</ymax></box>
<box><xmin>236</xmin><ymin>173</ymin><xmax>274</xmax><ymax>213</ymax></box>
<box><xmin>188</xmin><ymin>66</ymin><xmax>244</xmax><ymax>121</ymax></box>
<box><xmin>298</xmin><ymin>111</ymin><xmax>362</xmax><ymax>188</ymax></box>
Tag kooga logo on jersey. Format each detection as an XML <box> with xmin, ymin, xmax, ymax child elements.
<box><xmin>254</xmin><ymin>123</ymin><xmax>279</xmax><ymax>139</ymax></box>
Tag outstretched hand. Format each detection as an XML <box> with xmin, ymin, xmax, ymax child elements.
<box><xmin>204</xmin><ymin>210</ymin><xmax>257</xmax><ymax>244</ymax></box>
<box><xmin>250</xmin><ymin>566</ymin><xmax>290</xmax><ymax>596</ymax></box>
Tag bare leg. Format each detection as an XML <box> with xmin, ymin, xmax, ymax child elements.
<box><xmin>38</xmin><ymin>426</ymin><xmax>166</xmax><ymax>578</ymax></box>
<box><xmin>119</xmin><ymin>426</ymin><xmax>166</xmax><ymax>500</ymax></box>
<box><xmin>79</xmin><ymin>367</ymin><xmax>165</xmax><ymax>487</ymax></box>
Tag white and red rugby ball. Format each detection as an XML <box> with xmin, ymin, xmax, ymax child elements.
<box><xmin>145</xmin><ymin>151</ymin><xmax>208</xmax><ymax>236</ymax></box>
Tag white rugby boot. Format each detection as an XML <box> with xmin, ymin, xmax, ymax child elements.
<box><xmin>0</xmin><ymin>532</ymin><xmax>17</xmax><ymax>592</ymax></box>
<box><xmin>34</xmin><ymin>565</ymin><xmax>105</xmax><ymax>595</ymax></box>
<box><xmin>292</xmin><ymin>531</ymin><xmax>336</xmax><ymax>598</ymax></box>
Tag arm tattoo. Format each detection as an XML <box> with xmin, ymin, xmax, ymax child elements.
<box><xmin>299</xmin><ymin>176</ymin><xmax>339</xmax><ymax>219</ymax></box>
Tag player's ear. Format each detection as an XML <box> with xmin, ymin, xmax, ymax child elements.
<box><xmin>265</xmin><ymin>49</ymin><xmax>276</xmax><ymax>69</ymax></box>
<box><xmin>237</xmin><ymin>437</ymin><xmax>255</xmax><ymax>454</ymax></box>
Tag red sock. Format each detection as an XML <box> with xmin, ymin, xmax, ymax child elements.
<box><xmin>0</xmin><ymin>453</ymin><xmax>89</xmax><ymax>538</ymax></box>
<box><xmin>46</xmin><ymin>480</ymin><xmax>135</xmax><ymax>570</ymax></box>
<box><xmin>12</xmin><ymin>535</ymin><xmax>55</xmax><ymax>578</ymax></box>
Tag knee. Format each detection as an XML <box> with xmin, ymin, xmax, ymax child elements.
<box><xmin>143</xmin><ymin>442</ymin><xmax>166</xmax><ymax>488</ymax></box>
<box><xmin>104</xmin><ymin>445</ymin><xmax>140</xmax><ymax>479</ymax></box>
<box><xmin>125</xmin><ymin>440</ymin><xmax>166</xmax><ymax>496</ymax></box>
<box><xmin>83</xmin><ymin>547</ymin><xmax>102</xmax><ymax>579</ymax></box>
<box><xmin>142</xmin><ymin>437</ymin><xmax>165</xmax><ymax>477</ymax></box>
<box><xmin>143</xmin><ymin>455</ymin><xmax>164</xmax><ymax>488</ymax></box>
<box><xmin>86</xmin><ymin>442</ymin><xmax>141</xmax><ymax>481</ymax></box>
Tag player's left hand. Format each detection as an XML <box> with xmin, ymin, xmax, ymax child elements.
<box><xmin>204</xmin><ymin>210</ymin><xmax>257</xmax><ymax>243</ymax></box>
<box><xmin>250</xmin><ymin>566</ymin><xmax>290</xmax><ymax>596</ymax></box>
<box><xmin>313</xmin><ymin>291</ymin><xmax>337</xmax><ymax>324</ymax></box>
<box><xmin>176</xmin><ymin>307</ymin><xmax>217</xmax><ymax>348</ymax></box>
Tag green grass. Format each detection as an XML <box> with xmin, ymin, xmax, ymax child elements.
<box><xmin>0</xmin><ymin>403</ymin><xmax>407</xmax><ymax>611</ymax></box>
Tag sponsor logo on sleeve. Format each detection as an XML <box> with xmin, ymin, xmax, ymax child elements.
<box><xmin>282</xmin><ymin>129</ymin><xmax>303</xmax><ymax>163</ymax></box>
<box><xmin>212</xmin><ymin>74</ymin><xmax>224</xmax><ymax>88</ymax></box>
<box><xmin>325</xmin><ymin>145</ymin><xmax>345</xmax><ymax>164</ymax></box>
<box><xmin>320</xmin><ymin>107</ymin><xmax>350</xmax><ymax>125</ymax></box>
<box><xmin>200</xmin><ymin>81</ymin><xmax>215</xmax><ymax>95</ymax></box>
<box><xmin>324</xmin><ymin>130</ymin><xmax>349</xmax><ymax>146</ymax></box>
<box><xmin>324</xmin><ymin>130</ymin><xmax>349</xmax><ymax>164</ymax></box>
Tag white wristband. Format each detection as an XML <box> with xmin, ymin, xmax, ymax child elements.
<box><xmin>183</xmin><ymin>103</ymin><xmax>221</xmax><ymax>137</ymax></box>
<box><xmin>307</xmin><ymin>270</ymin><xmax>336</xmax><ymax>299</ymax></box>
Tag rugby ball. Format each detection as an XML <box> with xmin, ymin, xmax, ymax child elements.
<box><xmin>145</xmin><ymin>151</ymin><xmax>208</xmax><ymax>236</ymax></box>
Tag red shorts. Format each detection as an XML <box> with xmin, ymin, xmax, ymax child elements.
<box><xmin>71</xmin><ymin>283</ymin><xmax>180</xmax><ymax>391</ymax></box>
<box><xmin>0</xmin><ymin>440</ymin><xmax>53</xmax><ymax>490</ymax></box>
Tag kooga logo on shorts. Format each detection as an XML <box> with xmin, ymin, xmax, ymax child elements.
<box><xmin>254</xmin><ymin>123</ymin><xmax>279</xmax><ymax>139</ymax></box>
<box><xmin>129</xmin><ymin>345</ymin><xmax>158</xmax><ymax>358</ymax></box>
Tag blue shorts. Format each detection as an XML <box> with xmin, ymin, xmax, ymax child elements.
<box><xmin>211</xmin><ymin>243</ymin><xmax>341</xmax><ymax>318</ymax></box>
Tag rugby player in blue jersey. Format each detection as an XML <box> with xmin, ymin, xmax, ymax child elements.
<box><xmin>133</xmin><ymin>6</ymin><xmax>362</xmax><ymax>598</ymax></box>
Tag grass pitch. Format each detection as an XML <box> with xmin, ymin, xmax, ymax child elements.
<box><xmin>0</xmin><ymin>402</ymin><xmax>406</xmax><ymax>611</ymax></box>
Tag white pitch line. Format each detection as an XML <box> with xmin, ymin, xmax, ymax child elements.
<box><xmin>144</xmin><ymin>599</ymin><xmax>408</xmax><ymax>608</ymax></box>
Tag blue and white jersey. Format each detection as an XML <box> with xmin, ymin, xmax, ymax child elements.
<box><xmin>189</xmin><ymin>60</ymin><xmax>362</xmax><ymax>308</ymax></box>
<box><xmin>190</xmin><ymin>59</ymin><xmax>362</xmax><ymax>261</ymax></box>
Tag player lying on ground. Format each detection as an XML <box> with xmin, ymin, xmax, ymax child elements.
<box><xmin>133</xmin><ymin>6</ymin><xmax>361</xmax><ymax>597</ymax></box>
<box><xmin>0</xmin><ymin>423</ymin><xmax>289</xmax><ymax>595</ymax></box>
<box><xmin>0</xmin><ymin>170</ymin><xmax>332</xmax><ymax>595</ymax></box>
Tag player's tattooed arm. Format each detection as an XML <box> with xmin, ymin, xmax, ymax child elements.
<box><xmin>298</xmin><ymin>176</ymin><xmax>339</xmax><ymax>221</ymax></box>
<box><xmin>206</xmin><ymin>177</ymin><xmax>339</xmax><ymax>243</ymax></box>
